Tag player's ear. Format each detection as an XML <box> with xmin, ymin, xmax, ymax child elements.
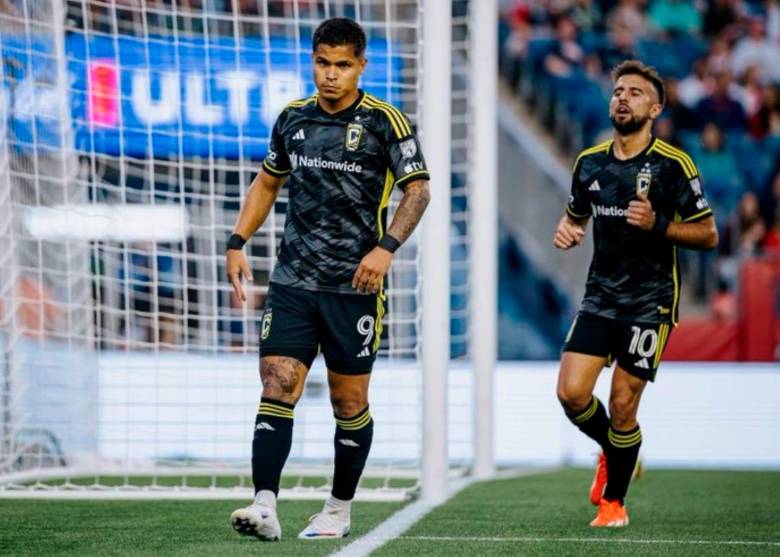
<box><xmin>649</xmin><ymin>102</ymin><xmax>663</xmax><ymax>120</ymax></box>
<box><xmin>359</xmin><ymin>56</ymin><xmax>367</xmax><ymax>75</ymax></box>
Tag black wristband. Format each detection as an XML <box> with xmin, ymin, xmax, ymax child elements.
<box><xmin>226</xmin><ymin>233</ymin><xmax>246</xmax><ymax>250</ymax></box>
<box><xmin>651</xmin><ymin>212</ymin><xmax>670</xmax><ymax>238</ymax></box>
<box><xmin>377</xmin><ymin>234</ymin><xmax>401</xmax><ymax>254</ymax></box>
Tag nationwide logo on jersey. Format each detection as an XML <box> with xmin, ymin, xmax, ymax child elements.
<box><xmin>593</xmin><ymin>204</ymin><xmax>628</xmax><ymax>218</ymax></box>
<box><xmin>293</xmin><ymin>128</ymin><xmax>305</xmax><ymax>141</ymax></box>
<box><xmin>636</xmin><ymin>162</ymin><xmax>652</xmax><ymax>196</ymax></box>
<box><xmin>289</xmin><ymin>152</ymin><xmax>363</xmax><ymax>173</ymax></box>
<box><xmin>399</xmin><ymin>138</ymin><xmax>417</xmax><ymax>159</ymax></box>
<box><xmin>261</xmin><ymin>310</ymin><xmax>272</xmax><ymax>340</ymax></box>
<box><xmin>345</xmin><ymin>123</ymin><xmax>363</xmax><ymax>151</ymax></box>
<box><xmin>589</xmin><ymin>179</ymin><xmax>601</xmax><ymax>192</ymax></box>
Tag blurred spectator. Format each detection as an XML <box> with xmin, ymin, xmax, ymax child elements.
<box><xmin>664</xmin><ymin>77</ymin><xmax>700</xmax><ymax>130</ymax></box>
<box><xmin>692</xmin><ymin>122</ymin><xmax>743</xmax><ymax>218</ymax></box>
<box><xmin>678</xmin><ymin>58</ymin><xmax>713</xmax><ymax>108</ymax></box>
<box><xmin>695</xmin><ymin>70</ymin><xmax>747</xmax><ymax>130</ymax></box>
<box><xmin>706</xmin><ymin>37</ymin><xmax>732</xmax><ymax>75</ymax></box>
<box><xmin>648</xmin><ymin>0</ymin><xmax>702</xmax><ymax>37</ymax></box>
<box><xmin>598</xmin><ymin>21</ymin><xmax>639</xmax><ymax>71</ymax></box>
<box><xmin>718</xmin><ymin>191</ymin><xmax>766</xmax><ymax>290</ymax></box>
<box><xmin>763</xmin><ymin>205</ymin><xmax>780</xmax><ymax>249</ymax></box>
<box><xmin>607</xmin><ymin>0</ymin><xmax>648</xmax><ymax>38</ymax></box>
<box><xmin>731</xmin><ymin>15</ymin><xmax>780</xmax><ymax>83</ymax></box>
<box><xmin>654</xmin><ymin>116</ymin><xmax>678</xmax><ymax>144</ymax></box>
<box><xmin>751</xmin><ymin>84</ymin><xmax>780</xmax><ymax>138</ymax></box>
<box><xmin>720</xmin><ymin>191</ymin><xmax>766</xmax><ymax>257</ymax></box>
<box><xmin>703</xmin><ymin>0</ymin><xmax>739</xmax><ymax>38</ymax></box>
<box><xmin>569</xmin><ymin>0</ymin><xmax>604</xmax><ymax>33</ymax></box>
<box><xmin>741</xmin><ymin>65</ymin><xmax>774</xmax><ymax>137</ymax></box>
<box><xmin>766</xmin><ymin>0</ymin><xmax>780</xmax><ymax>43</ymax></box>
<box><xmin>762</xmin><ymin>171</ymin><xmax>780</xmax><ymax>237</ymax></box>
<box><xmin>14</xmin><ymin>275</ymin><xmax>61</xmax><ymax>338</ymax></box>
<box><xmin>543</xmin><ymin>15</ymin><xmax>586</xmax><ymax>78</ymax></box>
<box><xmin>503</xmin><ymin>2</ymin><xmax>533</xmax><ymax>84</ymax></box>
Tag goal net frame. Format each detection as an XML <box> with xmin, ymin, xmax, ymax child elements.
<box><xmin>0</xmin><ymin>0</ymin><xmax>493</xmax><ymax>501</ymax></box>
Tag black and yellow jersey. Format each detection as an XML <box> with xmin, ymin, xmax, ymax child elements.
<box><xmin>566</xmin><ymin>137</ymin><xmax>713</xmax><ymax>325</ymax></box>
<box><xmin>261</xmin><ymin>90</ymin><xmax>430</xmax><ymax>294</ymax></box>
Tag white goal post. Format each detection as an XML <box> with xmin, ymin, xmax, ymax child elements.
<box><xmin>0</xmin><ymin>0</ymin><xmax>496</xmax><ymax>501</ymax></box>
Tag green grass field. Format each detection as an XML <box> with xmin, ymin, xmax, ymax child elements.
<box><xmin>377</xmin><ymin>469</ymin><xmax>780</xmax><ymax>556</ymax></box>
<box><xmin>2</xmin><ymin>469</ymin><xmax>778</xmax><ymax>556</ymax></box>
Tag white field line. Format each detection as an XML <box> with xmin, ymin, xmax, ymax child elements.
<box><xmin>399</xmin><ymin>536</ymin><xmax>780</xmax><ymax>547</ymax></box>
<box><xmin>331</xmin><ymin>468</ymin><xmax>556</xmax><ymax>557</ymax></box>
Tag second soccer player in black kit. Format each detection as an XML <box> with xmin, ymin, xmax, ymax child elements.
<box><xmin>553</xmin><ymin>61</ymin><xmax>718</xmax><ymax>527</ymax></box>
<box><xmin>226</xmin><ymin>18</ymin><xmax>430</xmax><ymax>540</ymax></box>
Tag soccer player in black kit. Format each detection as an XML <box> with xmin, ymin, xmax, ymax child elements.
<box><xmin>554</xmin><ymin>60</ymin><xmax>717</xmax><ymax>527</ymax></box>
<box><xmin>226</xmin><ymin>18</ymin><xmax>430</xmax><ymax>540</ymax></box>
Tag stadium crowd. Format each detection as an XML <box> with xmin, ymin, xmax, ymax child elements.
<box><xmin>501</xmin><ymin>0</ymin><xmax>780</xmax><ymax>305</ymax></box>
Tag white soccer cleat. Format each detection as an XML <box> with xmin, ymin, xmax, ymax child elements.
<box><xmin>230</xmin><ymin>502</ymin><xmax>282</xmax><ymax>541</ymax></box>
<box><xmin>297</xmin><ymin>508</ymin><xmax>351</xmax><ymax>539</ymax></box>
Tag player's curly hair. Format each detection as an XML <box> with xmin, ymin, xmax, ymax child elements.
<box><xmin>313</xmin><ymin>18</ymin><xmax>366</xmax><ymax>58</ymax></box>
<box><xmin>611</xmin><ymin>60</ymin><xmax>665</xmax><ymax>106</ymax></box>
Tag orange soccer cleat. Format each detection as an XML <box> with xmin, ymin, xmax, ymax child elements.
<box><xmin>589</xmin><ymin>453</ymin><xmax>607</xmax><ymax>506</ymax></box>
<box><xmin>589</xmin><ymin>499</ymin><xmax>629</xmax><ymax>527</ymax></box>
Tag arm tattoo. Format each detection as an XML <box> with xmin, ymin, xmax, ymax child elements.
<box><xmin>386</xmin><ymin>180</ymin><xmax>431</xmax><ymax>244</ymax></box>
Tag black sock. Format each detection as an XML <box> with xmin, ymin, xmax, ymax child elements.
<box><xmin>252</xmin><ymin>397</ymin><xmax>295</xmax><ymax>496</ymax></box>
<box><xmin>564</xmin><ymin>396</ymin><xmax>610</xmax><ymax>449</ymax></box>
<box><xmin>603</xmin><ymin>425</ymin><xmax>642</xmax><ymax>504</ymax></box>
<box><xmin>332</xmin><ymin>406</ymin><xmax>374</xmax><ymax>501</ymax></box>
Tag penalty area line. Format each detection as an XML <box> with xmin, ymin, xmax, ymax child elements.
<box><xmin>399</xmin><ymin>536</ymin><xmax>780</xmax><ymax>547</ymax></box>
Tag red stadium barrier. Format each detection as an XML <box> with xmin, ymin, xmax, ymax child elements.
<box><xmin>666</xmin><ymin>255</ymin><xmax>779</xmax><ymax>362</ymax></box>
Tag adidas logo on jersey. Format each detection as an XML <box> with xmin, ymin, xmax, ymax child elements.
<box><xmin>356</xmin><ymin>346</ymin><xmax>372</xmax><ymax>358</ymax></box>
<box><xmin>339</xmin><ymin>439</ymin><xmax>360</xmax><ymax>447</ymax></box>
<box><xmin>255</xmin><ymin>422</ymin><xmax>276</xmax><ymax>432</ymax></box>
<box><xmin>634</xmin><ymin>358</ymin><xmax>650</xmax><ymax>369</ymax></box>
<box><xmin>589</xmin><ymin>180</ymin><xmax>601</xmax><ymax>192</ymax></box>
<box><xmin>293</xmin><ymin>128</ymin><xmax>305</xmax><ymax>140</ymax></box>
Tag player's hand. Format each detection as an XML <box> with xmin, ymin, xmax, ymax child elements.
<box><xmin>553</xmin><ymin>215</ymin><xmax>586</xmax><ymax>249</ymax></box>
<box><xmin>226</xmin><ymin>248</ymin><xmax>253</xmax><ymax>302</ymax></box>
<box><xmin>627</xmin><ymin>193</ymin><xmax>655</xmax><ymax>231</ymax></box>
<box><xmin>352</xmin><ymin>247</ymin><xmax>393</xmax><ymax>294</ymax></box>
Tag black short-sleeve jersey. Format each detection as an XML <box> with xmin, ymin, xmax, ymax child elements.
<box><xmin>261</xmin><ymin>90</ymin><xmax>430</xmax><ymax>294</ymax></box>
<box><xmin>566</xmin><ymin>137</ymin><xmax>714</xmax><ymax>325</ymax></box>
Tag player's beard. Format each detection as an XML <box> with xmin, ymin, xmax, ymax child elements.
<box><xmin>610</xmin><ymin>111</ymin><xmax>649</xmax><ymax>135</ymax></box>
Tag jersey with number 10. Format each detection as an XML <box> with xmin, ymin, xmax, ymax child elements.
<box><xmin>261</xmin><ymin>90</ymin><xmax>429</xmax><ymax>294</ymax></box>
<box><xmin>566</xmin><ymin>137</ymin><xmax>713</xmax><ymax>325</ymax></box>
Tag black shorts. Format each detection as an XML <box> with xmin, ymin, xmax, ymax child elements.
<box><xmin>258</xmin><ymin>282</ymin><xmax>385</xmax><ymax>374</ymax></box>
<box><xmin>562</xmin><ymin>312</ymin><xmax>673</xmax><ymax>381</ymax></box>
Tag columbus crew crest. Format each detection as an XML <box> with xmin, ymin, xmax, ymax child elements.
<box><xmin>345</xmin><ymin>123</ymin><xmax>363</xmax><ymax>151</ymax></box>
<box><xmin>261</xmin><ymin>310</ymin><xmax>272</xmax><ymax>340</ymax></box>
<box><xmin>636</xmin><ymin>162</ymin><xmax>652</xmax><ymax>196</ymax></box>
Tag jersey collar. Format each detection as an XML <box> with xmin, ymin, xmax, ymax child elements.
<box><xmin>608</xmin><ymin>136</ymin><xmax>657</xmax><ymax>163</ymax></box>
<box><xmin>315</xmin><ymin>89</ymin><xmax>365</xmax><ymax>118</ymax></box>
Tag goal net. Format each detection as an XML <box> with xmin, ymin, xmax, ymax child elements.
<box><xmin>0</xmin><ymin>0</ymin><xmax>472</xmax><ymax>500</ymax></box>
